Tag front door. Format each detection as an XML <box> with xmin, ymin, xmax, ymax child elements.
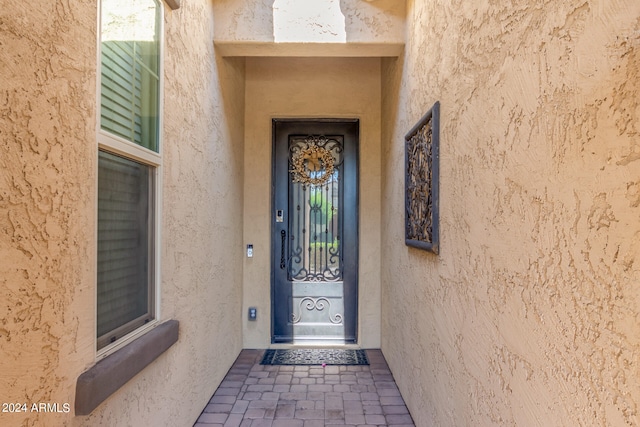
<box><xmin>272</xmin><ymin>119</ymin><xmax>358</xmax><ymax>344</ymax></box>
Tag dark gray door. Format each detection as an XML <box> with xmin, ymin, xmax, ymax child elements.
<box><xmin>272</xmin><ymin>119</ymin><xmax>358</xmax><ymax>344</ymax></box>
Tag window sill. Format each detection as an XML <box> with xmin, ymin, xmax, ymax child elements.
<box><xmin>75</xmin><ymin>319</ymin><xmax>179</xmax><ymax>416</ymax></box>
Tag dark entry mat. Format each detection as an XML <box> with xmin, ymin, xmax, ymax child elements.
<box><xmin>260</xmin><ymin>349</ymin><xmax>369</xmax><ymax>366</ymax></box>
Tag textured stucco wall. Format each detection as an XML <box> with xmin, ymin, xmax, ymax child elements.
<box><xmin>1</xmin><ymin>1</ymin><xmax>96</xmax><ymax>426</ymax></box>
<box><xmin>382</xmin><ymin>0</ymin><xmax>640</xmax><ymax>425</ymax></box>
<box><xmin>242</xmin><ymin>57</ymin><xmax>382</xmax><ymax>349</ymax></box>
<box><xmin>1</xmin><ymin>0</ymin><xmax>245</xmax><ymax>425</ymax></box>
<box><xmin>212</xmin><ymin>0</ymin><xmax>404</xmax><ymax>44</ymax></box>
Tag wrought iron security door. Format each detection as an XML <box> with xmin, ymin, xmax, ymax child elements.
<box><xmin>272</xmin><ymin>120</ymin><xmax>358</xmax><ymax>344</ymax></box>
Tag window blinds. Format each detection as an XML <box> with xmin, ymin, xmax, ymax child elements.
<box><xmin>100</xmin><ymin>40</ymin><xmax>159</xmax><ymax>152</ymax></box>
<box><xmin>97</xmin><ymin>151</ymin><xmax>153</xmax><ymax>347</ymax></box>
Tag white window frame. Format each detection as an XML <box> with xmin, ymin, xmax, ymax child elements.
<box><xmin>96</xmin><ymin>0</ymin><xmax>164</xmax><ymax>360</ymax></box>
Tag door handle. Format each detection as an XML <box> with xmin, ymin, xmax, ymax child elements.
<box><xmin>280</xmin><ymin>230</ymin><xmax>286</xmax><ymax>269</ymax></box>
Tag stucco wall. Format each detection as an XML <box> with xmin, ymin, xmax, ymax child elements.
<box><xmin>212</xmin><ymin>0</ymin><xmax>404</xmax><ymax>44</ymax></box>
<box><xmin>381</xmin><ymin>0</ymin><xmax>640</xmax><ymax>425</ymax></box>
<box><xmin>242</xmin><ymin>57</ymin><xmax>382</xmax><ymax>349</ymax></box>
<box><xmin>1</xmin><ymin>1</ymin><xmax>245</xmax><ymax>425</ymax></box>
<box><xmin>1</xmin><ymin>1</ymin><xmax>96</xmax><ymax>426</ymax></box>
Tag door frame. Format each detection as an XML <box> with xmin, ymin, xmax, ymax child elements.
<box><xmin>270</xmin><ymin>118</ymin><xmax>360</xmax><ymax>344</ymax></box>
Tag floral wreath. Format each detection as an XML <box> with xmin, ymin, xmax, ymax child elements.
<box><xmin>291</xmin><ymin>145</ymin><xmax>335</xmax><ymax>186</ymax></box>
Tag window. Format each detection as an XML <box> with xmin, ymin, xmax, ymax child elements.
<box><xmin>97</xmin><ymin>0</ymin><xmax>162</xmax><ymax>352</ymax></box>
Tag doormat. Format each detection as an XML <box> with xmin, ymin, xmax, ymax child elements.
<box><xmin>260</xmin><ymin>349</ymin><xmax>369</xmax><ymax>366</ymax></box>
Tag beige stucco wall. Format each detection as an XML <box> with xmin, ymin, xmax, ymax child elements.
<box><xmin>1</xmin><ymin>0</ymin><xmax>245</xmax><ymax>425</ymax></box>
<box><xmin>213</xmin><ymin>0</ymin><xmax>404</xmax><ymax>44</ymax></box>
<box><xmin>242</xmin><ymin>57</ymin><xmax>382</xmax><ymax>349</ymax></box>
<box><xmin>381</xmin><ymin>0</ymin><xmax>640</xmax><ymax>425</ymax></box>
<box><xmin>0</xmin><ymin>1</ymin><xmax>96</xmax><ymax>425</ymax></box>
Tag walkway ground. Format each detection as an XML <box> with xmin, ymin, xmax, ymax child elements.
<box><xmin>194</xmin><ymin>349</ymin><xmax>415</xmax><ymax>427</ymax></box>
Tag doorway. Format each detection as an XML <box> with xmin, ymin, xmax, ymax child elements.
<box><xmin>272</xmin><ymin>119</ymin><xmax>359</xmax><ymax>344</ymax></box>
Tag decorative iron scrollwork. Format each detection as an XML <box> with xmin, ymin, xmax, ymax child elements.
<box><xmin>288</xmin><ymin>136</ymin><xmax>343</xmax><ymax>282</ymax></box>
<box><xmin>291</xmin><ymin>297</ymin><xmax>343</xmax><ymax>324</ymax></box>
<box><xmin>405</xmin><ymin>102</ymin><xmax>440</xmax><ymax>253</ymax></box>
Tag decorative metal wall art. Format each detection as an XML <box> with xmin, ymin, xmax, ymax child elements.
<box><xmin>405</xmin><ymin>101</ymin><xmax>440</xmax><ymax>253</ymax></box>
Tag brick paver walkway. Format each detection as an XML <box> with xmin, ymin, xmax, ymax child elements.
<box><xmin>194</xmin><ymin>349</ymin><xmax>415</xmax><ymax>427</ymax></box>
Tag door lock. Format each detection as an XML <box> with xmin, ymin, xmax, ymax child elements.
<box><xmin>276</xmin><ymin>209</ymin><xmax>284</xmax><ymax>223</ymax></box>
